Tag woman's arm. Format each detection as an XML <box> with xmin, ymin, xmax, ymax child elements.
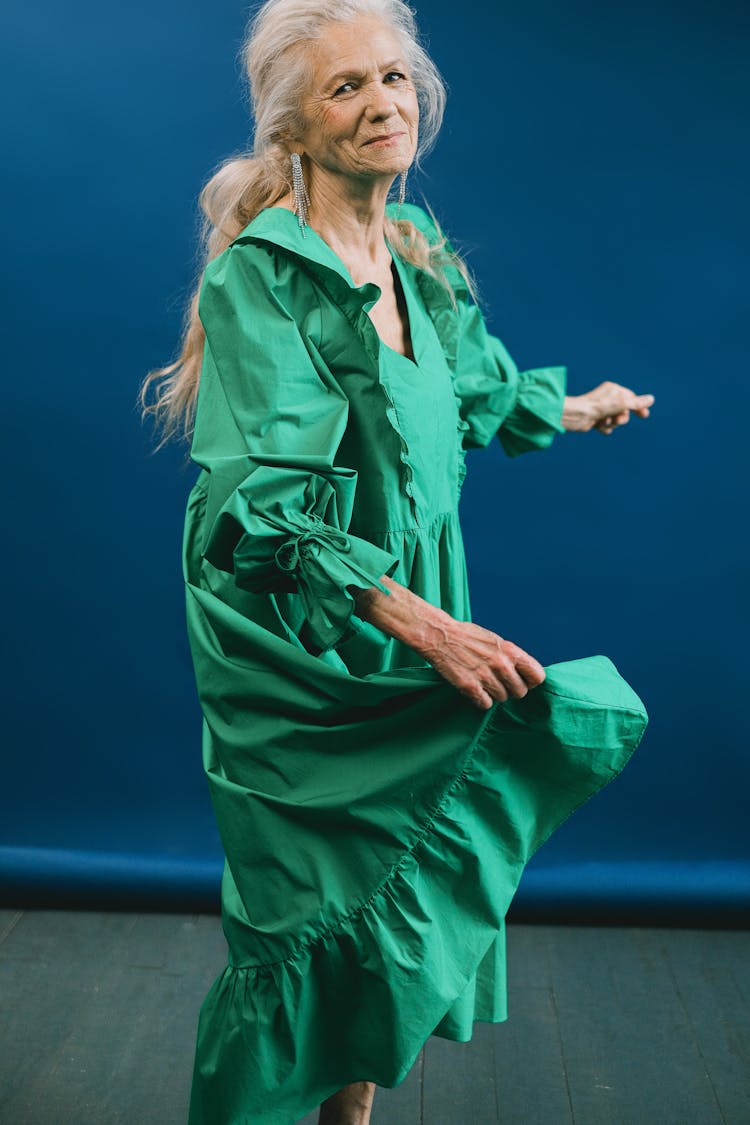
<box><xmin>400</xmin><ymin>203</ymin><xmax>656</xmax><ymax>450</ymax></box>
<box><xmin>192</xmin><ymin>240</ymin><xmax>402</xmax><ymax>656</ymax></box>
<box><xmin>349</xmin><ymin>575</ymin><xmax>546</xmax><ymax>712</ymax></box>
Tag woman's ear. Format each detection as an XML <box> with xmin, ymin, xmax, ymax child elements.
<box><xmin>273</xmin><ymin>127</ymin><xmax>303</xmax><ymax>156</ymax></box>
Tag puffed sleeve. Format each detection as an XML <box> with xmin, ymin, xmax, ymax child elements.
<box><xmin>450</xmin><ymin>297</ymin><xmax>568</xmax><ymax>457</ymax></box>
<box><xmin>400</xmin><ymin>203</ymin><xmax>568</xmax><ymax>457</ymax></box>
<box><xmin>190</xmin><ymin>240</ymin><xmax>401</xmax><ymax>655</ymax></box>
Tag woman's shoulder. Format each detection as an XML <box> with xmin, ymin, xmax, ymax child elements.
<box><xmin>387</xmin><ymin>200</ymin><xmax>444</xmax><ymax>246</ymax></box>
<box><xmin>202</xmin><ymin>222</ymin><xmax>294</xmax><ymax>288</ymax></box>
<box><xmin>388</xmin><ymin>202</ymin><xmax>471</xmax><ymax>306</ymax></box>
<box><xmin>199</xmin><ymin>211</ymin><xmax>318</xmax><ymax>323</ymax></box>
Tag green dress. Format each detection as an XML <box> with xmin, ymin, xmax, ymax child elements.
<box><xmin>182</xmin><ymin>202</ymin><xmax>648</xmax><ymax>1124</ymax></box>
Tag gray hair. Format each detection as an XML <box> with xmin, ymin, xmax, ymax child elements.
<box><xmin>242</xmin><ymin>0</ymin><xmax>447</xmax><ymax>166</ymax></box>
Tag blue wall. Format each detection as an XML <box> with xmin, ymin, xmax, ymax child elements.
<box><xmin>2</xmin><ymin>0</ymin><xmax>747</xmax><ymax>919</ymax></box>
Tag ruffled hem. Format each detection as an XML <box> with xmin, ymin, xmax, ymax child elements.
<box><xmin>188</xmin><ymin>654</ymin><xmax>648</xmax><ymax>1125</ymax></box>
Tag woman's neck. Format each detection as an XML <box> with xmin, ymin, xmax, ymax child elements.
<box><xmin>305</xmin><ymin>170</ymin><xmax>396</xmax><ymax>277</ymax></box>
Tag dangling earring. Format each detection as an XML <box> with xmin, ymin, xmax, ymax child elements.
<box><xmin>290</xmin><ymin>152</ymin><xmax>310</xmax><ymax>237</ymax></box>
<box><xmin>398</xmin><ymin>169</ymin><xmax>408</xmax><ymax>211</ymax></box>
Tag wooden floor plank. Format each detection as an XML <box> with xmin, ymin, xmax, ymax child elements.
<box><xmin>422</xmin><ymin>1022</ymin><xmax>499</xmax><ymax>1124</ymax></box>
<box><xmin>1</xmin><ymin>910</ymin><xmax>139</xmax><ymax>1123</ymax></box>
<box><xmin>0</xmin><ymin>912</ymin><xmax>224</xmax><ymax>1124</ymax></box>
<box><xmin>661</xmin><ymin>929</ymin><xmax>750</xmax><ymax>1124</ymax></box>
<box><xmin>546</xmin><ymin>925</ymin><xmax>727</xmax><ymax>1125</ymax></box>
<box><xmin>491</xmin><ymin>996</ymin><xmax>574</xmax><ymax>1125</ymax></box>
<box><xmin>493</xmin><ymin>994</ymin><xmax>573</xmax><ymax>1122</ymax></box>
<box><xmin>0</xmin><ymin>909</ymin><xmax>24</xmax><ymax>946</ymax></box>
<box><xmin>460</xmin><ymin>923</ymin><xmax>573</xmax><ymax>1124</ymax></box>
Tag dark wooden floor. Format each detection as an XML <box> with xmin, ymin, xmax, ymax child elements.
<box><xmin>1</xmin><ymin>909</ymin><xmax>748</xmax><ymax>1124</ymax></box>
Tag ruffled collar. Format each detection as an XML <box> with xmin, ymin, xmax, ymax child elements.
<box><xmin>233</xmin><ymin>202</ymin><xmax>407</xmax><ymax>292</ymax></box>
<box><xmin>232</xmin><ymin>201</ymin><xmax>468</xmax><ymax>301</ymax></box>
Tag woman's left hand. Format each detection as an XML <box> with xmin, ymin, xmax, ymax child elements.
<box><xmin>561</xmin><ymin>382</ymin><xmax>655</xmax><ymax>435</ymax></box>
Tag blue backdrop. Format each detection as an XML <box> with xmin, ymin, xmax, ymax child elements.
<box><xmin>2</xmin><ymin>0</ymin><xmax>747</xmax><ymax>921</ymax></box>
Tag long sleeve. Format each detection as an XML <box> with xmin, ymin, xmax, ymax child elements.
<box><xmin>450</xmin><ymin>296</ymin><xmax>568</xmax><ymax>457</ymax></box>
<box><xmin>400</xmin><ymin>203</ymin><xmax>568</xmax><ymax>458</ymax></box>
<box><xmin>190</xmin><ymin>241</ymin><xmax>401</xmax><ymax>655</ymax></box>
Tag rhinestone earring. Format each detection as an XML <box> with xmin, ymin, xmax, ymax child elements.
<box><xmin>290</xmin><ymin>152</ymin><xmax>310</xmax><ymax>236</ymax></box>
<box><xmin>398</xmin><ymin>169</ymin><xmax>408</xmax><ymax>211</ymax></box>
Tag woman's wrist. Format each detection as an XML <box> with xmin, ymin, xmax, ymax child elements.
<box><xmin>561</xmin><ymin>393</ymin><xmax>595</xmax><ymax>432</ymax></box>
<box><xmin>349</xmin><ymin>575</ymin><xmax>454</xmax><ymax>655</ymax></box>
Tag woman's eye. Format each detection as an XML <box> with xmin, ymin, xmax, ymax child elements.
<box><xmin>332</xmin><ymin>72</ymin><xmax>405</xmax><ymax>96</ymax></box>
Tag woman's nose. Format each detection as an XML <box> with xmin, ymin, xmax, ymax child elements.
<box><xmin>364</xmin><ymin>84</ymin><xmax>398</xmax><ymax>120</ymax></box>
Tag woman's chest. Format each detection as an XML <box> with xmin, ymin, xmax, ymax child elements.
<box><xmin>312</xmin><ymin>269</ymin><xmax>467</xmax><ymax>532</ymax></box>
<box><xmin>362</xmin><ymin>259</ymin><xmax>415</xmax><ymax>363</ymax></box>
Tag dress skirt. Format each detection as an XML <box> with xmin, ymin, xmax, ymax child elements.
<box><xmin>183</xmin><ymin>486</ymin><xmax>647</xmax><ymax>1125</ymax></box>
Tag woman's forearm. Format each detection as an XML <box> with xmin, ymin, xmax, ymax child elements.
<box><xmin>350</xmin><ymin>574</ymin><xmax>547</xmax><ymax>710</ymax></box>
<box><xmin>348</xmin><ymin>575</ymin><xmax>452</xmax><ymax>655</ymax></box>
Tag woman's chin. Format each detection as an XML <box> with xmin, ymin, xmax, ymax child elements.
<box><xmin>356</xmin><ymin>153</ymin><xmax>415</xmax><ymax>180</ymax></box>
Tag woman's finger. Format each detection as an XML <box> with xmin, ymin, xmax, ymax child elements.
<box><xmin>590</xmin><ymin>385</ymin><xmax>654</xmax><ymax>421</ymax></box>
<box><xmin>462</xmin><ymin>683</ymin><xmax>496</xmax><ymax>711</ymax></box>
<box><xmin>491</xmin><ymin>662</ymin><xmax>529</xmax><ymax>699</ymax></box>
<box><xmin>478</xmin><ymin>675</ymin><xmax>508</xmax><ymax>705</ymax></box>
<box><xmin>505</xmin><ymin>643</ymin><xmax>546</xmax><ymax>687</ymax></box>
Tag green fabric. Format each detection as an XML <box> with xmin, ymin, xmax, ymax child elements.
<box><xmin>183</xmin><ymin>202</ymin><xmax>648</xmax><ymax>1124</ymax></box>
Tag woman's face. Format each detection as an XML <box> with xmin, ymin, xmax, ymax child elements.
<box><xmin>294</xmin><ymin>15</ymin><xmax>419</xmax><ymax>184</ymax></box>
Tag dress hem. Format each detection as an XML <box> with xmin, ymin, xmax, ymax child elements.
<box><xmin>188</xmin><ymin>654</ymin><xmax>648</xmax><ymax>1125</ymax></box>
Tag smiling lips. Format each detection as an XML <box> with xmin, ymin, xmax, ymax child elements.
<box><xmin>363</xmin><ymin>131</ymin><xmax>406</xmax><ymax>145</ymax></box>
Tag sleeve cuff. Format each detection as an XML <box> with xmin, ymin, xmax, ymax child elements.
<box><xmin>199</xmin><ymin>463</ymin><xmax>402</xmax><ymax>656</ymax></box>
<box><xmin>497</xmin><ymin>365</ymin><xmax>568</xmax><ymax>458</ymax></box>
<box><xmin>266</xmin><ymin>515</ymin><xmax>401</xmax><ymax>654</ymax></box>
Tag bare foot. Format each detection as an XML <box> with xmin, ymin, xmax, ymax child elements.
<box><xmin>317</xmin><ymin>1080</ymin><xmax>376</xmax><ymax>1125</ymax></box>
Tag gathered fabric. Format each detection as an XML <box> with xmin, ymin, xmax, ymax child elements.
<box><xmin>182</xmin><ymin>202</ymin><xmax>648</xmax><ymax>1124</ymax></box>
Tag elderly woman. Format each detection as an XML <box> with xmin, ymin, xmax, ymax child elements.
<box><xmin>141</xmin><ymin>0</ymin><xmax>652</xmax><ymax>1122</ymax></box>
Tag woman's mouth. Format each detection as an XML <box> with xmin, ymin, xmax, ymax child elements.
<box><xmin>363</xmin><ymin>131</ymin><xmax>406</xmax><ymax>146</ymax></box>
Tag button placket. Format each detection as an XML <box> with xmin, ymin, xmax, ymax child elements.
<box><xmin>299</xmin><ymin>260</ymin><xmax>422</xmax><ymax>519</ymax></box>
<box><xmin>355</xmin><ymin>300</ymin><xmax>421</xmax><ymax>519</ymax></box>
<box><xmin>415</xmin><ymin>273</ymin><xmax>473</xmax><ymax>504</ymax></box>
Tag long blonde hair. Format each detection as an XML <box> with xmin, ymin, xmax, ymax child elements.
<box><xmin>138</xmin><ymin>0</ymin><xmax>475</xmax><ymax>449</ymax></box>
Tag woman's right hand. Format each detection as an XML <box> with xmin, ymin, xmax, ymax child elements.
<box><xmin>416</xmin><ymin>615</ymin><xmax>546</xmax><ymax>711</ymax></box>
<box><xmin>350</xmin><ymin>576</ymin><xmax>546</xmax><ymax>711</ymax></box>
